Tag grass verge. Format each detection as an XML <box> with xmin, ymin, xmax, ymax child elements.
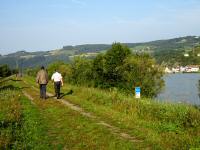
<box><xmin>2</xmin><ymin>76</ymin><xmax>145</xmax><ymax>149</ymax></box>
<box><xmin>23</xmin><ymin>75</ymin><xmax>200</xmax><ymax>149</ymax></box>
<box><xmin>0</xmin><ymin>77</ymin><xmax>51</xmax><ymax>149</ymax></box>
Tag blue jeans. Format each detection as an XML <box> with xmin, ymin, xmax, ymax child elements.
<box><xmin>40</xmin><ymin>84</ymin><xmax>47</xmax><ymax>99</ymax></box>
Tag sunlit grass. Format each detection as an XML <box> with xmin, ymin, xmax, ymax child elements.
<box><xmin>0</xmin><ymin>78</ymin><xmax>51</xmax><ymax>149</ymax></box>
<box><xmin>1</xmin><ymin>76</ymin><xmax>142</xmax><ymax>149</ymax></box>
<box><xmin>23</xmin><ymin>75</ymin><xmax>200</xmax><ymax>149</ymax></box>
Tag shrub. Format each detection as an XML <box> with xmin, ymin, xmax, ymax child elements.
<box><xmin>69</xmin><ymin>57</ymin><xmax>93</xmax><ymax>86</ymax></box>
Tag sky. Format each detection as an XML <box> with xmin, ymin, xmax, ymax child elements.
<box><xmin>0</xmin><ymin>0</ymin><xmax>200</xmax><ymax>55</ymax></box>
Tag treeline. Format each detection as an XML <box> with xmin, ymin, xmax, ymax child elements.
<box><xmin>0</xmin><ymin>64</ymin><xmax>18</xmax><ymax>77</ymax></box>
<box><xmin>181</xmin><ymin>45</ymin><xmax>200</xmax><ymax>66</ymax></box>
<box><xmin>63</xmin><ymin>44</ymin><xmax>111</xmax><ymax>54</ymax></box>
<box><xmin>156</xmin><ymin>45</ymin><xmax>200</xmax><ymax>66</ymax></box>
<box><xmin>27</xmin><ymin>43</ymin><xmax>164</xmax><ymax>98</ymax></box>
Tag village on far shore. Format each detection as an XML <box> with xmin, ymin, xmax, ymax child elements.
<box><xmin>165</xmin><ymin>65</ymin><xmax>200</xmax><ymax>73</ymax></box>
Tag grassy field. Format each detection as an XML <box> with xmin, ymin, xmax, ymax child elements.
<box><xmin>0</xmin><ymin>77</ymin><xmax>139</xmax><ymax>149</ymax></box>
<box><xmin>0</xmin><ymin>78</ymin><xmax>50</xmax><ymax>149</ymax></box>
<box><xmin>1</xmin><ymin>76</ymin><xmax>200</xmax><ymax>149</ymax></box>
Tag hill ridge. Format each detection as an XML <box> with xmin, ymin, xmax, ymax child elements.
<box><xmin>1</xmin><ymin>35</ymin><xmax>200</xmax><ymax>68</ymax></box>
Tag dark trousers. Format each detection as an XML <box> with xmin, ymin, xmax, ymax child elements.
<box><xmin>40</xmin><ymin>84</ymin><xmax>47</xmax><ymax>99</ymax></box>
<box><xmin>54</xmin><ymin>81</ymin><xmax>61</xmax><ymax>98</ymax></box>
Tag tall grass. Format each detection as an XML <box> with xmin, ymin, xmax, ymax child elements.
<box><xmin>0</xmin><ymin>78</ymin><xmax>50</xmax><ymax>149</ymax></box>
<box><xmin>23</xmin><ymin>75</ymin><xmax>200</xmax><ymax>148</ymax></box>
<box><xmin>1</xmin><ymin>76</ymin><xmax>143</xmax><ymax>149</ymax></box>
<box><xmin>0</xmin><ymin>89</ymin><xmax>22</xmax><ymax>149</ymax></box>
<box><xmin>58</xmin><ymin>81</ymin><xmax>200</xmax><ymax>149</ymax></box>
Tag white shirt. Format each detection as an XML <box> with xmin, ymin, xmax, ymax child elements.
<box><xmin>51</xmin><ymin>72</ymin><xmax>62</xmax><ymax>82</ymax></box>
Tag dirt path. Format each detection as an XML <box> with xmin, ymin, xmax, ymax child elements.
<box><xmin>22</xmin><ymin>80</ymin><xmax>142</xmax><ymax>144</ymax></box>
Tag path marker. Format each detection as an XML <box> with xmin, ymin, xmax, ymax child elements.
<box><xmin>135</xmin><ymin>87</ymin><xmax>141</xmax><ymax>98</ymax></box>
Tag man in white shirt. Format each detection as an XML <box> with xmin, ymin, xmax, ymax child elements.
<box><xmin>51</xmin><ymin>70</ymin><xmax>63</xmax><ymax>99</ymax></box>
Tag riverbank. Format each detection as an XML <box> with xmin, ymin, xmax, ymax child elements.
<box><xmin>1</xmin><ymin>76</ymin><xmax>200</xmax><ymax>149</ymax></box>
<box><xmin>26</xmin><ymin>75</ymin><xmax>200</xmax><ymax>149</ymax></box>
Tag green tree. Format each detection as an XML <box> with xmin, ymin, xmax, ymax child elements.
<box><xmin>70</xmin><ymin>57</ymin><xmax>93</xmax><ymax>86</ymax></box>
<box><xmin>0</xmin><ymin>65</ymin><xmax>11</xmax><ymax>77</ymax></box>
<box><xmin>102</xmin><ymin>43</ymin><xmax>131</xmax><ymax>87</ymax></box>
<box><xmin>92</xmin><ymin>54</ymin><xmax>107</xmax><ymax>87</ymax></box>
<box><xmin>36</xmin><ymin>43</ymin><xmax>165</xmax><ymax>98</ymax></box>
<box><xmin>121</xmin><ymin>53</ymin><xmax>164</xmax><ymax>97</ymax></box>
<box><xmin>92</xmin><ymin>43</ymin><xmax>164</xmax><ymax>97</ymax></box>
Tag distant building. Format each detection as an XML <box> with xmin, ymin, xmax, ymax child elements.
<box><xmin>165</xmin><ymin>65</ymin><xmax>200</xmax><ymax>73</ymax></box>
<box><xmin>164</xmin><ymin>67</ymin><xmax>172</xmax><ymax>73</ymax></box>
<box><xmin>180</xmin><ymin>66</ymin><xmax>186</xmax><ymax>72</ymax></box>
<box><xmin>172</xmin><ymin>67</ymin><xmax>180</xmax><ymax>73</ymax></box>
<box><xmin>184</xmin><ymin>54</ymin><xmax>189</xmax><ymax>57</ymax></box>
<box><xmin>185</xmin><ymin>65</ymin><xmax>199</xmax><ymax>72</ymax></box>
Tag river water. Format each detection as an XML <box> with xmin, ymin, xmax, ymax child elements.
<box><xmin>157</xmin><ymin>73</ymin><xmax>200</xmax><ymax>105</ymax></box>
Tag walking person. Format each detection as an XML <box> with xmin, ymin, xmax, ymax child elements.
<box><xmin>36</xmin><ymin>66</ymin><xmax>48</xmax><ymax>99</ymax></box>
<box><xmin>51</xmin><ymin>70</ymin><xmax>63</xmax><ymax>99</ymax></box>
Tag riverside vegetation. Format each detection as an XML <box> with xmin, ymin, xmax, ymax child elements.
<box><xmin>0</xmin><ymin>77</ymin><xmax>137</xmax><ymax>149</ymax></box>
<box><xmin>1</xmin><ymin>74</ymin><xmax>200</xmax><ymax>149</ymax></box>
<box><xmin>27</xmin><ymin>43</ymin><xmax>164</xmax><ymax>98</ymax></box>
<box><xmin>1</xmin><ymin>43</ymin><xmax>200</xmax><ymax>149</ymax></box>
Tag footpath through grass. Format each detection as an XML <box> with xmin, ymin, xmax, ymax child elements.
<box><xmin>1</xmin><ymin>75</ymin><xmax>200</xmax><ymax>149</ymax></box>
<box><xmin>1</xmin><ymin>76</ymin><xmax>142</xmax><ymax>149</ymax></box>
<box><xmin>23</xmin><ymin>75</ymin><xmax>200</xmax><ymax>149</ymax></box>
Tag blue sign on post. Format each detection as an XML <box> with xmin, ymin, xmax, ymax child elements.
<box><xmin>135</xmin><ymin>87</ymin><xmax>141</xmax><ymax>98</ymax></box>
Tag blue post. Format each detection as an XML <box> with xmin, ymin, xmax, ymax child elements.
<box><xmin>135</xmin><ymin>87</ymin><xmax>141</xmax><ymax>98</ymax></box>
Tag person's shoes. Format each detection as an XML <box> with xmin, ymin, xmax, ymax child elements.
<box><xmin>41</xmin><ymin>97</ymin><xmax>47</xmax><ymax>100</ymax></box>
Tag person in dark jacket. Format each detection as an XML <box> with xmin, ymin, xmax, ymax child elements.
<box><xmin>36</xmin><ymin>66</ymin><xmax>48</xmax><ymax>99</ymax></box>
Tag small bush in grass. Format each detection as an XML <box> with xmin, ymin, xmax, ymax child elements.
<box><xmin>183</xmin><ymin>108</ymin><xmax>200</xmax><ymax>128</ymax></box>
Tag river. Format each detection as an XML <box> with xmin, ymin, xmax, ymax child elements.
<box><xmin>157</xmin><ymin>73</ymin><xmax>200</xmax><ymax>105</ymax></box>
